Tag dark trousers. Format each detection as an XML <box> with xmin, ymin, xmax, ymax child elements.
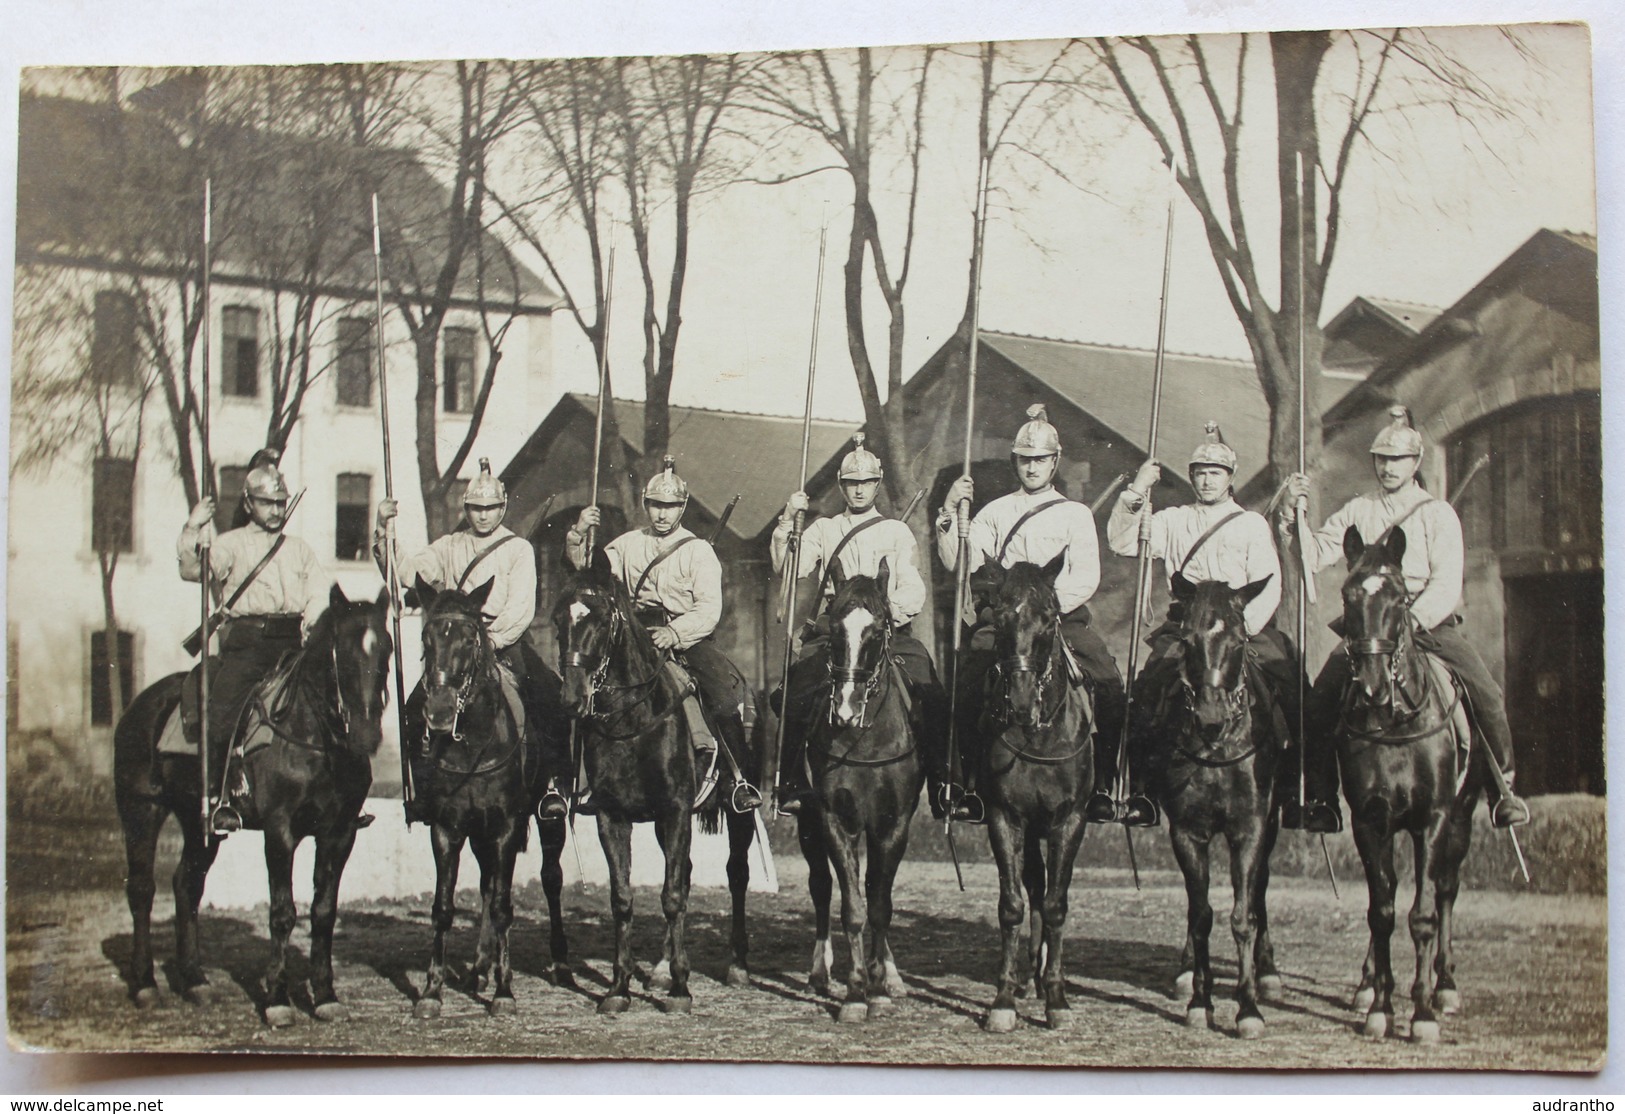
<box><xmin>206</xmin><ymin>617</ymin><xmax>301</xmax><ymax>789</ymax></box>
<box><xmin>1304</xmin><ymin>618</ymin><xmax>1515</xmax><ymax>804</ymax></box>
<box><xmin>954</xmin><ymin>605</ymin><xmax>1125</xmax><ymax>791</ymax></box>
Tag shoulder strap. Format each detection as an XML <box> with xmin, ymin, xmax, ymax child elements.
<box><xmin>220</xmin><ymin>534</ymin><xmax>287</xmax><ymax>612</ymax></box>
<box><xmin>812</xmin><ymin>515</ymin><xmax>890</xmax><ymax>605</ymax></box>
<box><xmin>456</xmin><ymin>533</ymin><xmax>523</xmax><ymax>592</ymax></box>
<box><xmin>631</xmin><ymin>535</ymin><xmax>700</xmax><ymax>603</ymax></box>
<box><xmin>995</xmin><ymin>497</ymin><xmax>1069</xmax><ymax>564</ymax></box>
<box><xmin>1377</xmin><ymin>495</ymin><xmax>1436</xmax><ymax>546</ymax></box>
<box><xmin>1175</xmin><ymin>510</ymin><xmax>1246</xmax><ymax>577</ymax></box>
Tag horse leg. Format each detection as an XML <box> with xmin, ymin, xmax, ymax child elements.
<box><xmin>537</xmin><ymin>817</ymin><xmax>574</xmax><ymax>988</ymax></box>
<box><xmin>797</xmin><ymin>814</ymin><xmax>835</xmax><ymax>998</ymax></box>
<box><xmin>827</xmin><ymin>820</ymin><xmax>869</xmax><ymax>1024</ymax></box>
<box><xmin>1432</xmin><ymin>804</ymin><xmax>1472</xmax><ymax>1016</ymax></box>
<box><xmin>983</xmin><ymin>810</ymin><xmax>1026</xmax><ymax>1033</ymax></box>
<box><xmin>1352</xmin><ymin>820</ymin><xmax>1398</xmax><ymax>1040</ymax></box>
<box><xmin>1019</xmin><ymin>834</ymin><xmax>1046</xmax><ymax>1000</ymax></box>
<box><xmin>1228</xmin><ymin>830</ymin><xmax>1267</xmax><ymax>1039</ymax></box>
<box><xmin>864</xmin><ymin>821</ymin><xmax>911</xmax><ymax>1011</ymax></box>
<box><xmin>724</xmin><ymin>808</ymin><xmax>753</xmax><ymax>988</ymax></box>
<box><xmin>1255</xmin><ymin>811</ymin><xmax>1283</xmax><ymax>1001</ymax></box>
<box><xmin>262</xmin><ymin>827</ymin><xmax>300</xmax><ymax>1028</ymax></box>
<box><xmin>171</xmin><ymin>805</ymin><xmax>221</xmax><ymax>1005</ymax></box>
<box><xmin>484</xmin><ymin>822</ymin><xmax>525</xmax><ymax>1015</ymax></box>
<box><xmin>308</xmin><ymin>825</ymin><xmax>359</xmax><ymax>1021</ymax></box>
<box><xmin>595</xmin><ymin>813</ymin><xmax>635</xmax><ymax>1014</ymax></box>
<box><xmin>1040</xmin><ymin>810</ymin><xmax>1088</xmax><ymax>1031</ymax></box>
<box><xmin>654</xmin><ymin>806</ymin><xmax>693</xmax><ymax>1013</ymax></box>
<box><xmin>1407</xmin><ymin>822</ymin><xmax>1446</xmax><ymax>1043</ymax></box>
<box><xmin>415</xmin><ymin>824</ymin><xmax>463</xmax><ymax>1020</ymax></box>
<box><xmin>120</xmin><ymin>796</ymin><xmax>165</xmax><ymax>1007</ymax></box>
<box><xmin>470</xmin><ymin>839</ymin><xmax>497</xmax><ymax>995</ymax></box>
<box><xmin>1168</xmin><ymin>825</ymin><xmax>1215</xmax><ymax>1030</ymax></box>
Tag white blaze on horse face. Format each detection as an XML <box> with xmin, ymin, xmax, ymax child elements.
<box><xmin>834</xmin><ymin>606</ymin><xmax>875</xmax><ymax>723</ymax></box>
<box><xmin>568</xmin><ymin>600</ymin><xmax>591</xmax><ymax>627</ymax></box>
<box><xmin>362</xmin><ymin>629</ymin><xmax>379</xmax><ymax>659</ymax></box>
<box><xmin>1361</xmin><ymin>575</ymin><xmax>1386</xmax><ymax>598</ymax></box>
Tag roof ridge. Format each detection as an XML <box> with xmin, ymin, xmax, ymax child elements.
<box><xmin>565</xmin><ymin>391</ymin><xmax>856</xmax><ymax>425</ymax></box>
<box><xmin>980</xmin><ymin>328</ymin><xmax>1254</xmax><ymax>367</ymax></box>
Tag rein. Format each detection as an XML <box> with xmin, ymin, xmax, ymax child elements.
<box><xmin>1339</xmin><ymin>575</ymin><xmax>1460</xmax><ymax>747</ymax></box>
<box><xmin>812</xmin><ymin>608</ymin><xmax>918</xmax><ymax>768</ymax></box>
<box><xmin>420</xmin><ymin>609</ymin><xmax>523</xmax><ymax>777</ymax></box>
<box><xmin>249</xmin><ymin>614</ymin><xmax>380</xmax><ymax>756</ymax></box>
<box><xmin>564</xmin><ymin>590</ymin><xmax>685</xmax><ymax>742</ymax></box>
<box><xmin>987</xmin><ymin>615</ymin><xmax>1090</xmax><ymax>765</ymax></box>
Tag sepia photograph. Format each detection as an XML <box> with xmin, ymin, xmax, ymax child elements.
<box><xmin>1</xmin><ymin>0</ymin><xmax>1608</xmax><ymax>1084</ymax></box>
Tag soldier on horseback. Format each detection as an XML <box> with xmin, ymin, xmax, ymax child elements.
<box><xmin>770</xmin><ymin>433</ymin><xmax>950</xmax><ymax>816</ymax></box>
<box><xmin>1284</xmin><ymin>405</ymin><xmax>1530</xmax><ymax>831</ymax></box>
<box><xmin>374</xmin><ymin>457</ymin><xmax>570</xmax><ymax>822</ymax></box>
<box><xmin>567</xmin><ymin>456</ymin><xmax>764</xmax><ymax>814</ymax></box>
<box><xmin>1101</xmin><ymin>422</ymin><xmax>1297</xmax><ymax>827</ymax></box>
<box><xmin>178</xmin><ymin>449</ymin><xmax>329</xmax><ymax>833</ymax></box>
<box><xmin>937</xmin><ymin>403</ymin><xmax>1129</xmax><ymax>824</ymax></box>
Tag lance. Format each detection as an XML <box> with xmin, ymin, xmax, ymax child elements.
<box><xmin>1090</xmin><ymin>473</ymin><xmax>1131</xmax><ymax>518</ymax></box>
<box><xmin>586</xmin><ymin>241</ymin><xmax>618</xmax><ymax>557</ymax></box>
<box><xmin>898</xmin><ymin>488</ymin><xmax>926</xmax><ymax>524</ymax></box>
<box><xmin>197</xmin><ymin>179</ymin><xmax>216</xmax><ymax>836</ymax></box>
<box><xmin>1114</xmin><ymin>162</ymin><xmax>1178</xmax><ymax>856</ymax></box>
<box><xmin>710</xmin><ymin>494</ymin><xmax>741</xmax><ymax>545</ymax></box>
<box><xmin>943</xmin><ymin>150</ymin><xmax>992</xmax><ymax>878</ymax></box>
<box><xmin>371</xmin><ymin>194</ymin><xmax>414</xmax><ymax>818</ymax></box>
<box><xmin>770</xmin><ymin>222</ymin><xmax>829</xmax><ymax>817</ymax></box>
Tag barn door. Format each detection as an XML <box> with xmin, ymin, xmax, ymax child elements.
<box><xmin>1502</xmin><ymin>571</ymin><xmax>1604</xmax><ymax>795</ymax></box>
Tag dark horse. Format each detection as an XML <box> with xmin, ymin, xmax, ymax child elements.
<box><xmin>114</xmin><ymin>585</ymin><xmax>392</xmax><ymax>1024</ymax></box>
<box><xmin>1332</xmin><ymin>525</ymin><xmax>1479</xmax><ymax>1043</ymax></box>
<box><xmin>968</xmin><ymin>553</ymin><xmax>1093</xmax><ymax>1033</ymax></box>
<box><xmin>795</xmin><ymin>558</ymin><xmax>924</xmax><ymax>1024</ymax></box>
<box><xmin>552</xmin><ymin>550</ymin><xmax>761</xmax><ymax>1014</ymax></box>
<box><xmin>408</xmin><ymin>577</ymin><xmax>572</xmax><ymax>1019</ymax></box>
<box><xmin>1146</xmin><ymin>574</ymin><xmax>1283</xmax><ymax>1038</ymax></box>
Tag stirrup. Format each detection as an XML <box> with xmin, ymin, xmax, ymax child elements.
<box><xmin>536</xmin><ymin>788</ymin><xmax>570</xmax><ymax>822</ymax></box>
<box><xmin>1084</xmin><ymin>790</ymin><xmax>1118</xmax><ymax>825</ymax></box>
<box><xmin>210</xmin><ymin>803</ymin><xmax>242</xmax><ymax>835</ymax></box>
<box><xmin>1492</xmin><ymin>793</ymin><xmax>1530</xmax><ymax>829</ymax></box>
<box><xmin>948</xmin><ymin>788</ymin><xmax>986</xmax><ymax>825</ymax></box>
<box><xmin>572</xmin><ymin>788</ymin><xmax>599</xmax><ymax>818</ymax></box>
<box><xmin>1120</xmin><ymin>794</ymin><xmax>1161</xmax><ymax>828</ymax></box>
<box><xmin>729</xmin><ymin>780</ymin><xmax>763</xmax><ymax>814</ymax></box>
<box><xmin>774</xmin><ymin>789</ymin><xmax>811</xmax><ymax>818</ymax></box>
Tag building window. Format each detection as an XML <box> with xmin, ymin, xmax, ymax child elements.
<box><xmin>336</xmin><ymin>318</ymin><xmax>373</xmax><ymax>408</ymax></box>
<box><xmin>443</xmin><ymin>327</ymin><xmax>476</xmax><ymax>413</ymax></box>
<box><xmin>90</xmin><ymin>290</ymin><xmax>139</xmax><ymax>389</ymax></box>
<box><xmin>90</xmin><ymin>628</ymin><xmax>135</xmax><ymax>726</ymax></box>
<box><xmin>222</xmin><ymin>306</ymin><xmax>259</xmax><ymax>397</ymax></box>
<box><xmin>92</xmin><ymin>457</ymin><xmax>135</xmax><ymax>554</ymax></box>
<box><xmin>335</xmin><ymin>473</ymin><xmax>372</xmax><ymax>561</ymax></box>
<box><xmin>213</xmin><ymin>464</ymin><xmax>250</xmax><ymax>534</ymax></box>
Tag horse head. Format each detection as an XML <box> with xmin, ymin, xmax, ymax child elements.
<box><xmin>551</xmin><ymin>548</ymin><xmax>630</xmax><ymax>717</ymax></box>
<box><xmin>1171</xmin><ymin>572</ymin><xmax>1270</xmax><ymax>743</ymax></box>
<box><xmin>985</xmin><ymin>550</ymin><xmax>1065</xmax><ymax>729</ymax></box>
<box><xmin>316</xmin><ymin>582</ymin><xmax>394</xmax><ymax>755</ymax></box>
<box><xmin>825</xmin><ymin>556</ymin><xmax>892</xmax><ymax>729</ymax></box>
<box><xmin>1340</xmin><ymin>525</ymin><xmax>1415</xmax><ymax>707</ymax></box>
<box><xmin>416</xmin><ymin>574</ymin><xmax>496</xmax><ymax>736</ymax></box>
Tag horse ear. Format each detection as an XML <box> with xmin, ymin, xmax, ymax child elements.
<box><xmin>413</xmin><ymin>575</ymin><xmax>438</xmax><ymax>610</ymax></box>
<box><xmin>970</xmin><ymin>561</ymin><xmax>1003</xmax><ymax>600</ymax></box>
<box><xmin>875</xmin><ymin>555</ymin><xmax>890</xmax><ymax>598</ymax></box>
<box><xmin>1386</xmin><ymin>525</ymin><xmax>1408</xmax><ymax>563</ymax></box>
<box><xmin>466</xmin><ymin>576</ymin><xmax>496</xmax><ymax>611</ymax></box>
<box><xmin>828</xmin><ymin>557</ymin><xmax>847</xmax><ymax>591</ymax></box>
<box><xmin>1238</xmin><ymin>574</ymin><xmax>1273</xmax><ymax>605</ymax></box>
<box><xmin>589</xmin><ymin>546</ymin><xmax>613</xmax><ymax>582</ymax></box>
<box><xmin>1343</xmin><ymin>525</ymin><xmax>1365</xmax><ymax>565</ymax></box>
<box><xmin>1170</xmin><ymin>572</ymin><xmax>1196</xmax><ymax>604</ymax></box>
<box><xmin>329</xmin><ymin>582</ymin><xmax>351</xmax><ymax>609</ymax></box>
<box><xmin>375</xmin><ymin>588</ymin><xmax>391</xmax><ymax>611</ymax></box>
<box><xmin>1040</xmin><ymin>548</ymin><xmax>1067</xmax><ymax>582</ymax></box>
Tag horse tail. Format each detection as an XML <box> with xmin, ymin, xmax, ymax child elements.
<box><xmin>113</xmin><ymin>672</ymin><xmax>186</xmax><ymax>811</ymax></box>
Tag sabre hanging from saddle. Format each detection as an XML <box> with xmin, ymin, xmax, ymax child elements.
<box><xmin>770</xmin><ymin>222</ymin><xmax>828</xmax><ymax>818</ymax></box>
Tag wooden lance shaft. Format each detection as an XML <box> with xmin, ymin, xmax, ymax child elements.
<box><xmin>586</xmin><ymin>242</ymin><xmax>617</xmax><ymax>557</ymax></box>
<box><xmin>198</xmin><ymin>179</ymin><xmax>215</xmax><ymax>835</ymax></box>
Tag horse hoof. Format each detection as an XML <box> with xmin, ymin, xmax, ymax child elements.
<box><xmin>1435</xmin><ymin>989</ymin><xmax>1461</xmax><ymax>1016</ymax></box>
<box><xmin>264</xmin><ymin>1005</ymin><xmax>297</xmax><ymax>1029</ymax></box>
<box><xmin>183</xmin><ymin>984</ymin><xmax>215</xmax><ymax>1007</ymax></box>
<box><xmin>984</xmin><ymin>1008</ymin><xmax>1018</xmax><ymax>1034</ymax></box>
<box><xmin>1362</xmin><ymin>1012</ymin><xmax>1391</xmax><ymax>1041</ymax></box>
<box><xmin>660</xmin><ymin>996</ymin><xmax>693</xmax><ymax>1016</ymax></box>
<box><xmin>314</xmin><ymin>1001</ymin><xmax>348</xmax><ymax>1022</ymax></box>
<box><xmin>1411</xmin><ymin>1019</ymin><xmax>1441</xmax><ymax>1044</ymax></box>
<box><xmin>647</xmin><ymin>973</ymin><xmax>673</xmax><ymax>994</ymax></box>
<box><xmin>1173</xmin><ymin>971</ymin><xmax>1195</xmax><ymax>1001</ymax></box>
<box><xmin>1353</xmin><ymin>986</ymin><xmax>1376</xmax><ymax>1012</ymax></box>
<box><xmin>1237</xmin><ymin>1015</ymin><xmax>1266</xmax><ymax>1041</ymax></box>
<box><xmin>134</xmin><ymin>987</ymin><xmax>160</xmax><ymax>1010</ymax></box>
<box><xmin>1185</xmin><ymin>1007</ymin><xmax>1213</xmax><ymax>1030</ymax></box>
<box><xmin>489</xmin><ymin>997</ymin><xmax>518</xmax><ymax>1017</ymax></box>
<box><xmin>866</xmin><ymin>996</ymin><xmax>891</xmax><ymax>1020</ymax></box>
<box><xmin>598</xmin><ymin>995</ymin><xmax>631</xmax><ymax>1016</ymax></box>
<box><xmin>725</xmin><ymin>965</ymin><xmax>751</xmax><ymax>989</ymax></box>
<box><xmin>1259</xmin><ymin>974</ymin><xmax>1284</xmax><ymax>1001</ymax></box>
<box><xmin>837</xmin><ymin>1001</ymin><xmax>869</xmax><ymax>1025</ymax></box>
<box><xmin>1045</xmin><ymin>1007</ymin><xmax>1073</xmax><ymax>1032</ymax></box>
<box><xmin>413</xmin><ymin>998</ymin><xmax>442</xmax><ymax>1021</ymax></box>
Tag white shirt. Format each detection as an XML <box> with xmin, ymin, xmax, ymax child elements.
<box><xmin>773</xmin><ymin>509</ymin><xmax>927</xmax><ymax>626</ymax></box>
<box><xmin>938</xmin><ymin>486</ymin><xmax>1101</xmax><ymax>613</ymax></box>
<box><xmin>393</xmin><ymin>526</ymin><xmax>536</xmax><ymax>650</ymax></box>
<box><xmin>591</xmin><ymin>526</ymin><xmax>723</xmax><ymax>650</ymax></box>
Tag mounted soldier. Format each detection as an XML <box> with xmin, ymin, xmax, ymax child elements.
<box><xmin>770</xmin><ymin>433</ymin><xmax>949</xmax><ymax>816</ymax></box>
<box><xmin>374</xmin><ymin>457</ymin><xmax>570</xmax><ymax>822</ymax></box>
<box><xmin>1101</xmin><ymin>421</ymin><xmax>1297</xmax><ymax>826</ymax></box>
<box><xmin>937</xmin><ymin>403</ymin><xmax>1128</xmax><ymax>824</ymax></box>
<box><xmin>567</xmin><ymin>455</ymin><xmax>764</xmax><ymax>814</ymax></box>
<box><xmin>1283</xmin><ymin>404</ymin><xmax>1530</xmax><ymax>831</ymax></box>
<box><xmin>178</xmin><ymin>449</ymin><xmax>329</xmax><ymax>833</ymax></box>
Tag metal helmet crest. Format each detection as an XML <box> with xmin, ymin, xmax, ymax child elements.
<box><xmin>242</xmin><ymin>448</ymin><xmax>291</xmax><ymax>502</ymax></box>
<box><xmin>838</xmin><ymin>432</ymin><xmax>884</xmax><ymax>482</ymax></box>
<box><xmin>643</xmin><ymin>454</ymin><xmax>689</xmax><ymax>504</ymax></box>
<box><xmin>463</xmin><ymin>458</ymin><xmax>507</xmax><ymax>506</ymax></box>
<box><xmin>1011</xmin><ymin>403</ymin><xmax>1062</xmax><ymax>457</ymax></box>
<box><xmin>1188</xmin><ymin>421</ymin><xmax>1238</xmax><ymax>472</ymax></box>
<box><xmin>1370</xmin><ymin>405</ymin><xmax>1425</xmax><ymax>458</ymax></box>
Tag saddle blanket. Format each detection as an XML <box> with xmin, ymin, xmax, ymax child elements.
<box><xmin>155</xmin><ymin>660</ymin><xmax>298</xmax><ymax>759</ymax></box>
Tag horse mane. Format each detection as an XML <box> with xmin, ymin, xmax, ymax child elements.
<box><xmin>996</xmin><ymin>561</ymin><xmax>1061</xmax><ymax>616</ymax></box>
<box><xmin>1181</xmin><ymin>579</ymin><xmax>1249</xmax><ymax>634</ymax></box>
<box><xmin>828</xmin><ymin>568</ymin><xmax>889</xmax><ymax>624</ymax></box>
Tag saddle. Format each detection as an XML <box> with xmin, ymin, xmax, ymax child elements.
<box><xmin>159</xmin><ymin>653</ymin><xmax>300</xmax><ymax>762</ymax></box>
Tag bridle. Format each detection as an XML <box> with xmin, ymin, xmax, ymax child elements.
<box><xmin>1340</xmin><ymin>572</ymin><xmax>1458</xmax><ymax>744</ymax></box>
<box><xmin>559</xmin><ymin>589</ymin><xmax>677</xmax><ymax>738</ymax></box>
<box><xmin>422</xmin><ymin>609</ymin><xmax>490</xmax><ymax>744</ymax></box>
<box><xmin>825</xmin><ymin>607</ymin><xmax>893</xmax><ymax>731</ymax></box>
<box><xmin>990</xmin><ymin>615</ymin><xmax>1065</xmax><ymax>733</ymax></box>
<box><xmin>259</xmin><ymin>609</ymin><xmax>388</xmax><ymax>753</ymax></box>
<box><xmin>1166</xmin><ymin>622</ymin><xmax>1258</xmax><ymax>768</ymax></box>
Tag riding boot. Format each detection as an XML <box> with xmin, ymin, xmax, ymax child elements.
<box><xmin>1281</xmin><ymin>656</ymin><xmax>1345</xmax><ymax>834</ymax></box>
<box><xmin>714</xmin><ymin>711</ymin><xmax>763</xmax><ymax>814</ymax></box>
<box><xmin>774</xmin><ymin>708</ymin><xmax>813</xmax><ymax>817</ymax></box>
<box><xmin>1086</xmin><ymin>716</ymin><xmax>1120</xmax><ymax>824</ymax></box>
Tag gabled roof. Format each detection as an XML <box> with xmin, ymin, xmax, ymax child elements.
<box><xmin>976</xmin><ymin>332</ymin><xmax>1271</xmax><ymax>491</ymax></box>
<box><xmin>505</xmin><ymin>394</ymin><xmax>856</xmax><ymax>542</ymax></box>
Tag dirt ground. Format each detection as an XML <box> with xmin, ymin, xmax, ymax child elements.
<box><xmin>5</xmin><ymin>809</ymin><xmax>1606</xmax><ymax>1072</ymax></box>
